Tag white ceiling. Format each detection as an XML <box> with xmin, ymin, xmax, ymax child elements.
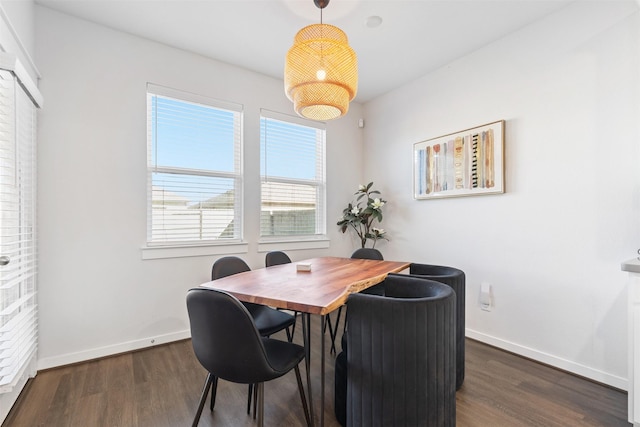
<box><xmin>35</xmin><ymin>0</ymin><xmax>574</xmax><ymax>102</ymax></box>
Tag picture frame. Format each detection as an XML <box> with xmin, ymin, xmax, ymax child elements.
<box><xmin>413</xmin><ymin>120</ymin><xmax>505</xmax><ymax>200</ymax></box>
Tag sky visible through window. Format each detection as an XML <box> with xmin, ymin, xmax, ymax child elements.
<box><xmin>260</xmin><ymin>117</ymin><xmax>318</xmax><ymax>181</ymax></box>
<box><xmin>152</xmin><ymin>96</ymin><xmax>235</xmax><ymax>173</ymax></box>
<box><xmin>151</xmin><ymin>96</ymin><xmax>318</xmax><ymax>205</ymax></box>
<box><xmin>150</xmin><ymin>95</ymin><xmax>240</xmax><ymax>208</ymax></box>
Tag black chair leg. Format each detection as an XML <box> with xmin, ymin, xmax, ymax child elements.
<box><xmin>247</xmin><ymin>384</ymin><xmax>253</xmax><ymax>414</ymax></box>
<box><xmin>291</xmin><ymin>311</ymin><xmax>298</xmax><ymax>340</ymax></box>
<box><xmin>192</xmin><ymin>373</ymin><xmax>213</xmax><ymax>427</ymax></box>
<box><xmin>210</xmin><ymin>376</ymin><xmax>218</xmax><ymax>411</ymax></box>
<box><xmin>253</xmin><ymin>381</ymin><xmax>258</xmax><ymax>419</ymax></box>
<box><xmin>284</xmin><ymin>311</ymin><xmax>298</xmax><ymax>343</ymax></box>
<box><xmin>294</xmin><ymin>364</ymin><xmax>311</xmax><ymax>426</ymax></box>
<box><xmin>257</xmin><ymin>382</ymin><xmax>265</xmax><ymax>427</ymax></box>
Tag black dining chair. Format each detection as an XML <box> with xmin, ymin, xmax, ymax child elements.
<box><xmin>265</xmin><ymin>251</ymin><xmax>299</xmax><ymax>340</ymax></box>
<box><xmin>186</xmin><ymin>288</ymin><xmax>311</xmax><ymax>427</ymax></box>
<box><xmin>328</xmin><ymin>248</ymin><xmax>386</xmax><ymax>353</ymax></box>
<box><xmin>211</xmin><ymin>256</ymin><xmax>296</xmax><ymax>340</ymax></box>
<box><xmin>351</xmin><ymin>248</ymin><xmax>385</xmax><ymax>295</ymax></box>
<box><xmin>350</xmin><ymin>247</ymin><xmax>384</xmax><ymax>261</ymax></box>
<box><xmin>211</xmin><ymin>256</ymin><xmax>296</xmax><ymax>415</ymax></box>
<box><xmin>265</xmin><ymin>250</ymin><xmax>292</xmax><ymax>267</ymax></box>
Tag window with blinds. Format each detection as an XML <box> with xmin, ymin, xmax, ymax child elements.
<box><xmin>147</xmin><ymin>84</ymin><xmax>243</xmax><ymax>245</ymax></box>
<box><xmin>260</xmin><ymin>110</ymin><xmax>326</xmax><ymax>238</ymax></box>
<box><xmin>0</xmin><ymin>68</ymin><xmax>39</xmax><ymax>392</ymax></box>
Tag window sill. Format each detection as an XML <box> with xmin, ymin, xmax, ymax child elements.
<box><xmin>257</xmin><ymin>238</ymin><xmax>330</xmax><ymax>253</ymax></box>
<box><xmin>141</xmin><ymin>242</ymin><xmax>249</xmax><ymax>260</ymax></box>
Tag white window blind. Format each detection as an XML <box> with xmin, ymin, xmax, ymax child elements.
<box><xmin>260</xmin><ymin>110</ymin><xmax>326</xmax><ymax>238</ymax></box>
<box><xmin>147</xmin><ymin>84</ymin><xmax>243</xmax><ymax>245</ymax></box>
<box><xmin>0</xmin><ymin>67</ymin><xmax>39</xmax><ymax>393</ymax></box>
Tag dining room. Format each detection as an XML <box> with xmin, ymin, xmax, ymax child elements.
<box><xmin>0</xmin><ymin>0</ymin><xmax>639</xmax><ymax>425</ymax></box>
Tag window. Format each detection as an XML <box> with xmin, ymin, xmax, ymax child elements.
<box><xmin>147</xmin><ymin>84</ymin><xmax>242</xmax><ymax>245</ymax></box>
<box><xmin>260</xmin><ymin>110</ymin><xmax>326</xmax><ymax>239</ymax></box>
<box><xmin>0</xmin><ymin>65</ymin><xmax>41</xmax><ymax>393</ymax></box>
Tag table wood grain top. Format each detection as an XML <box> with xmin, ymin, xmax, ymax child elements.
<box><xmin>200</xmin><ymin>256</ymin><xmax>410</xmax><ymax>315</ymax></box>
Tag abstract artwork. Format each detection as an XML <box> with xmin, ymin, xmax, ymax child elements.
<box><xmin>413</xmin><ymin>120</ymin><xmax>505</xmax><ymax>200</ymax></box>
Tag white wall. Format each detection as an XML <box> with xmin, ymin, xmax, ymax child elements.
<box><xmin>34</xmin><ymin>6</ymin><xmax>364</xmax><ymax>369</ymax></box>
<box><xmin>0</xmin><ymin>0</ymin><xmax>37</xmax><ymax>82</ymax></box>
<box><xmin>363</xmin><ymin>1</ymin><xmax>640</xmax><ymax>389</ymax></box>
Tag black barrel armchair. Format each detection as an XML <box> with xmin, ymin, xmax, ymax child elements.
<box><xmin>409</xmin><ymin>263</ymin><xmax>466</xmax><ymax>390</ymax></box>
<box><xmin>335</xmin><ymin>273</ymin><xmax>456</xmax><ymax>427</ymax></box>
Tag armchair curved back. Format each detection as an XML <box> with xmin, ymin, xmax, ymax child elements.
<box><xmin>409</xmin><ymin>263</ymin><xmax>466</xmax><ymax>390</ymax></box>
<box><xmin>345</xmin><ymin>274</ymin><xmax>456</xmax><ymax>427</ymax></box>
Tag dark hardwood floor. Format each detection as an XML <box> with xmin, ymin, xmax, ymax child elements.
<box><xmin>3</xmin><ymin>315</ymin><xmax>630</xmax><ymax>426</ymax></box>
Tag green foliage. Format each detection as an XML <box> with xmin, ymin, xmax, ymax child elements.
<box><xmin>336</xmin><ymin>182</ymin><xmax>389</xmax><ymax>249</ymax></box>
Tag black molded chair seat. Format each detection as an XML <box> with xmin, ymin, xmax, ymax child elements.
<box><xmin>335</xmin><ymin>273</ymin><xmax>456</xmax><ymax>427</ymax></box>
<box><xmin>409</xmin><ymin>263</ymin><xmax>466</xmax><ymax>390</ymax></box>
<box><xmin>246</xmin><ymin>303</ymin><xmax>297</xmax><ymax>337</ymax></box>
<box><xmin>186</xmin><ymin>288</ymin><xmax>310</xmax><ymax>427</ymax></box>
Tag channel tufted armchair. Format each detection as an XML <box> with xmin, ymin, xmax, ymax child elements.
<box><xmin>335</xmin><ymin>273</ymin><xmax>456</xmax><ymax>427</ymax></box>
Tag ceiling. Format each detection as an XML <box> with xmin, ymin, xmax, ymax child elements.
<box><xmin>35</xmin><ymin>0</ymin><xmax>574</xmax><ymax>102</ymax></box>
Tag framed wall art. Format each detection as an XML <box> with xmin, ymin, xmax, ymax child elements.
<box><xmin>413</xmin><ymin>120</ymin><xmax>505</xmax><ymax>200</ymax></box>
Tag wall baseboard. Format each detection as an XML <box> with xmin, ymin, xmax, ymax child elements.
<box><xmin>36</xmin><ymin>328</ymin><xmax>628</xmax><ymax>391</ymax></box>
<box><xmin>37</xmin><ymin>330</ymin><xmax>191</xmax><ymax>371</ymax></box>
<box><xmin>466</xmin><ymin>328</ymin><xmax>628</xmax><ymax>391</ymax></box>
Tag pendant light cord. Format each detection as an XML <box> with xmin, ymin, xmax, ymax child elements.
<box><xmin>319</xmin><ymin>6</ymin><xmax>324</xmax><ymax>72</ymax></box>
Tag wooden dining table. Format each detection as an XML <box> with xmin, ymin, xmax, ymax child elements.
<box><xmin>199</xmin><ymin>256</ymin><xmax>410</xmax><ymax>426</ymax></box>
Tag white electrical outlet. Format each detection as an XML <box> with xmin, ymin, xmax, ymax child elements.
<box><xmin>480</xmin><ymin>282</ymin><xmax>492</xmax><ymax>311</ymax></box>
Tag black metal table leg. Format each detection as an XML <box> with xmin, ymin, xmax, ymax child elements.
<box><xmin>328</xmin><ymin>307</ymin><xmax>342</xmax><ymax>354</ymax></box>
<box><xmin>321</xmin><ymin>314</ymin><xmax>326</xmax><ymax>427</ymax></box>
<box><xmin>302</xmin><ymin>313</ymin><xmax>315</xmax><ymax>427</ymax></box>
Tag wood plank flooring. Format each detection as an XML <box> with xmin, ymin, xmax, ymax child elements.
<box><xmin>3</xmin><ymin>315</ymin><xmax>630</xmax><ymax>426</ymax></box>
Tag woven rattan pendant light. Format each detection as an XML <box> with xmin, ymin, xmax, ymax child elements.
<box><xmin>285</xmin><ymin>0</ymin><xmax>358</xmax><ymax>121</ymax></box>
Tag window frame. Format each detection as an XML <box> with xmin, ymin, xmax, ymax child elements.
<box><xmin>142</xmin><ymin>84</ymin><xmax>246</xmax><ymax>259</ymax></box>
<box><xmin>258</xmin><ymin>109</ymin><xmax>328</xmax><ymax>246</ymax></box>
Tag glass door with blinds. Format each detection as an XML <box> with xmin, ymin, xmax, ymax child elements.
<box><xmin>0</xmin><ymin>67</ymin><xmax>38</xmax><ymax>393</ymax></box>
